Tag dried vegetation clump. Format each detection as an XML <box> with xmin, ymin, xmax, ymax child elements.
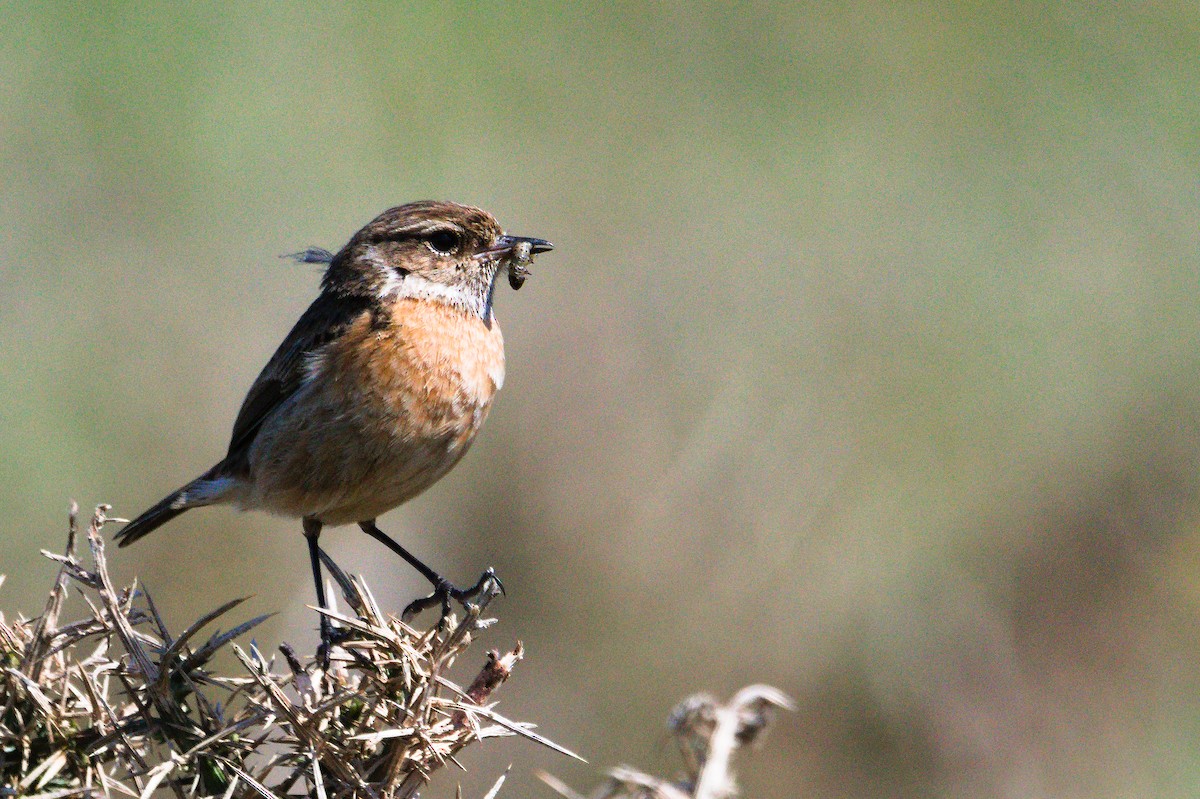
<box><xmin>1</xmin><ymin>505</ymin><xmax>574</xmax><ymax>799</ymax></box>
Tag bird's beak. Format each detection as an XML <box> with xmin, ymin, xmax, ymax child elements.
<box><xmin>504</xmin><ymin>235</ymin><xmax>554</xmax><ymax>255</ymax></box>
<box><xmin>477</xmin><ymin>235</ymin><xmax>554</xmax><ymax>259</ymax></box>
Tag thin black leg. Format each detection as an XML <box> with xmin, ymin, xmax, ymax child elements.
<box><xmin>357</xmin><ymin>520</ymin><xmax>503</xmax><ymax>619</ymax></box>
<box><xmin>357</xmin><ymin>520</ymin><xmax>441</xmax><ymax>585</ymax></box>
<box><xmin>317</xmin><ymin>546</ymin><xmax>363</xmax><ymax>614</ymax></box>
<box><xmin>302</xmin><ymin>516</ymin><xmax>332</xmax><ymax>667</ymax></box>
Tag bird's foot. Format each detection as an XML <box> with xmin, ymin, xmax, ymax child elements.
<box><xmin>401</xmin><ymin>567</ymin><xmax>504</xmax><ymax>622</ymax></box>
<box><xmin>315</xmin><ymin>618</ymin><xmax>357</xmax><ymax>671</ymax></box>
<box><xmin>316</xmin><ymin>615</ymin><xmax>335</xmax><ymax>670</ymax></box>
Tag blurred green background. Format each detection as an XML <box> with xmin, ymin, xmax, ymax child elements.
<box><xmin>4</xmin><ymin>2</ymin><xmax>1200</xmax><ymax>797</ymax></box>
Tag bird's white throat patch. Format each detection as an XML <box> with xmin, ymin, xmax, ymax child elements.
<box><xmin>380</xmin><ymin>270</ymin><xmax>496</xmax><ymax>322</ymax></box>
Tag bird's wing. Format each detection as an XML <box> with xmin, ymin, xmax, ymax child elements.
<box><xmin>221</xmin><ymin>291</ymin><xmax>373</xmax><ymax>476</ymax></box>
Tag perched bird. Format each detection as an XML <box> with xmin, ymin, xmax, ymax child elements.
<box><xmin>115</xmin><ymin>201</ymin><xmax>552</xmax><ymax>637</ymax></box>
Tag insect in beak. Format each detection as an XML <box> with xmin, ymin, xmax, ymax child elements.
<box><xmin>476</xmin><ymin>235</ymin><xmax>554</xmax><ymax>290</ymax></box>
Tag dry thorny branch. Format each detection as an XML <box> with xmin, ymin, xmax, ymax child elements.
<box><xmin>539</xmin><ymin>685</ymin><xmax>795</xmax><ymax>799</ymax></box>
<box><xmin>1</xmin><ymin>504</ymin><xmax>579</xmax><ymax>799</ymax></box>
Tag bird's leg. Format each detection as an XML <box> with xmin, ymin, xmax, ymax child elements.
<box><xmin>357</xmin><ymin>520</ymin><xmax>503</xmax><ymax>620</ymax></box>
<box><xmin>303</xmin><ymin>516</ymin><xmax>334</xmax><ymax>668</ymax></box>
<box><xmin>316</xmin><ymin>546</ymin><xmax>363</xmax><ymax>615</ymax></box>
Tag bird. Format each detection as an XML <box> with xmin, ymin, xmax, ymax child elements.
<box><xmin>115</xmin><ymin>200</ymin><xmax>553</xmax><ymax>642</ymax></box>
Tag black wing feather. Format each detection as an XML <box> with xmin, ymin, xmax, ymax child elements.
<box><xmin>222</xmin><ymin>291</ymin><xmax>373</xmax><ymax>476</ymax></box>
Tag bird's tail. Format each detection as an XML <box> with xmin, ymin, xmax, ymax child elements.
<box><xmin>114</xmin><ymin>468</ymin><xmax>232</xmax><ymax>547</ymax></box>
<box><xmin>114</xmin><ymin>490</ymin><xmax>189</xmax><ymax>546</ymax></box>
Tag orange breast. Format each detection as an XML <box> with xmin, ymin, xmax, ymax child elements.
<box><xmin>246</xmin><ymin>299</ymin><xmax>505</xmax><ymax>525</ymax></box>
<box><xmin>326</xmin><ymin>298</ymin><xmax>505</xmax><ymax>438</ymax></box>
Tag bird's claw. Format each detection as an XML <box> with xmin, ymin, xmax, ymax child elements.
<box><xmin>401</xmin><ymin>568</ymin><xmax>504</xmax><ymax>622</ymax></box>
<box><xmin>316</xmin><ymin>620</ymin><xmax>354</xmax><ymax>670</ymax></box>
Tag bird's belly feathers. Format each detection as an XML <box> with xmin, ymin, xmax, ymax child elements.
<box><xmin>245</xmin><ymin>299</ymin><xmax>504</xmax><ymax>525</ymax></box>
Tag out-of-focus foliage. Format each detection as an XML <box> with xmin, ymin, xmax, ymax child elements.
<box><xmin>3</xmin><ymin>4</ymin><xmax>1200</xmax><ymax>797</ymax></box>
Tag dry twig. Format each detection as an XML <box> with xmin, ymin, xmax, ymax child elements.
<box><xmin>540</xmin><ymin>685</ymin><xmax>794</xmax><ymax>799</ymax></box>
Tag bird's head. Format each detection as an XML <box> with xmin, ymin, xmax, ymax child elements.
<box><xmin>324</xmin><ymin>200</ymin><xmax>553</xmax><ymax>322</ymax></box>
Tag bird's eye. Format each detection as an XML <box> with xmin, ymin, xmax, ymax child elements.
<box><xmin>425</xmin><ymin>230</ymin><xmax>461</xmax><ymax>256</ymax></box>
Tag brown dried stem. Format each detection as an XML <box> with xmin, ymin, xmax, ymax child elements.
<box><xmin>540</xmin><ymin>685</ymin><xmax>794</xmax><ymax>799</ymax></box>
